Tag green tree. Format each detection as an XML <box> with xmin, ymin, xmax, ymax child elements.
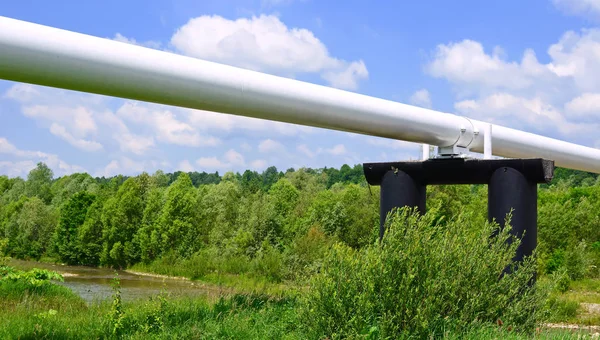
<box><xmin>76</xmin><ymin>199</ymin><xmax>105</xmax><ymax>266</ymax></box>
<box><xmin>240</xmin><ymin>170</ymin><xmax>261</xmax><ymax>194</ymax></box>
<box><xmin>25</xmin><ymin>162</ymin><xmax>54</xmax><ymax>204</ymax></box>
<box><xmin>14</xmin><ymin>197</ymin><xmax>57</xmax><ymax>259</ymax></box>
<box><xmin>137</xmin><ymin>187</ymin><xmax>165</xmax><ymax>263</ymax></box>
<box><xmin>156</xmin><ymin>173</ymin><xmax>200</xmax><ymax>257</ymax></box>
<box><xmin>100</xmin><ymin>177</ymin><xmax>147</xmax><ymax>268</ymax></box>
<box><xmin>51</xmin><ymin>173</ymin><xmax>98</xmax><ymax>207</ymax></box>
<box><xmin>267</xmin><ymin>178</ymin><xmax>300</xmax><ymax>241</ymax></box>
<box><xmin>54</xmin><ymin>192</ymin><xmax>96</xmax><ymax>264</ymax></box>
<box><xmin>261</xmin><ymin>166</ymin><xmax>280</xmax><ymax>191</ymax></box>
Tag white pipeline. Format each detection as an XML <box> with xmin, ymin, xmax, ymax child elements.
<box><xmin>0</xmin><ymin>16</ymin><xmax>599</xmax><ymax>173</ymax></box>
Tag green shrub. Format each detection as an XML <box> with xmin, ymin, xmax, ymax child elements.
<box><xmin>253</xmin><ymin>241</ymin><xmax>285</xmax><ymax>283</ymax></box>
<box><xmin>553</xmin><ymin>270</ymin><xmax>571</xmax><ymax>293</ymax></box>
<box><xmin>304</xmin><ymin>209</ymin><xmax>548</xmax><ymax>339</ymax></box>
<box><xmin>545</xmin><ymin>297</ymin><xmax>579</xmax><ymax>322</ymax></box>
<box><xmin>545</xmin><ymin>248</ymin><xmax>565</xmax><ymax>274</ymax></box>
<box><xmin>565</xmin><ymin>241</ymin><xmax>592</xmax><ymax>280</ymax></box>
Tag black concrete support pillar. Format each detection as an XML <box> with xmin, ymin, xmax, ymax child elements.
<box><xmin>379</xmin><ymin>170</ymin><xmax>426</xmax><ymax>239</ymax></box>
<box><xmin>488</xmin><ymin>167</ymin><xmax>538</xmax><ymax>264</ymax></box>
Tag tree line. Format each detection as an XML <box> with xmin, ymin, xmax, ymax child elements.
<box><xmin>0</xmin><ymin>162</ymin><xmax>599</xmax><ymax>282</ymax></box>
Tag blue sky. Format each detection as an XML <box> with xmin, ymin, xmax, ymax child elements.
<box><xmin>1</xmin><ymin>0</ymin><xmax>600</xmax><ymax>178</ymax></box>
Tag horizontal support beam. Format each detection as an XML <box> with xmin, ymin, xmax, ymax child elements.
<box><xmin>0</xmin><ymin>16</ymin><xmax>599</xmax><ymax>173</ymax></box>
<box><xmin>363</xmin><ymin>158</ymin><xmax>554</xmax><ymax>185</ymax></box>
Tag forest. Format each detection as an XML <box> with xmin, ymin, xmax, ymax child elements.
<box><xmin>1</xmin><ymin>162</ymin><xmax>600</xmax><ymax>338</ymax></box>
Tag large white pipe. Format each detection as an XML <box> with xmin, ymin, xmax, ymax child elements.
<box><xmin>0</xmin><ymin>16</ymin><xmax>599</xmax><ymax>174</ymax></box>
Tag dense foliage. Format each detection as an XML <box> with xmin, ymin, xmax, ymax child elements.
<box><xmin>305</xmin><ymin>209</ymin><xmax>545</xmax><ymax>338</ymax></box>
<box><xmin>0</xmin><ymin>162</ymin><xmax>598</xmax><ymax>338</ymax></box>
<box><xmin>0</xmin><ymin>162</ymin><xmax>599</xmax><ymax>285</ymax></box>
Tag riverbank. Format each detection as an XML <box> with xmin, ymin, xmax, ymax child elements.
<box><xmin>0</xmin><ymin>266</ymin><xmax>592</xmax><ymax>340</ymax></box>
<box><xmin>7</xmin><ymin>258</ymin><xmax>292</xmax><ymax>303</ymax></box>
<box><xmin>7</xmin><ymin>258</ymin><xmax>600</xmax><ymax>338</ymax></box>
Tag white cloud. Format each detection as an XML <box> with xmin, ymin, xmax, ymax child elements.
<box><xmin>258</xmin><ymin>139</ymin><xmax>285</xmax><ymax>153</ymax></box>
<box><xmin>49</xmin><ymin>123</ymin><xmax>103</xmax><ymax>152</ymax></box>
<box><xmin>321</xmin><ymin>60</ymin><xmax>369</xmax><ymax>91</ymax></box>
<box><xmin>425</xmin><ymin>31</ymin><xmax>600</xmax><ymax>146</ymax></box>
<box><xmin>170</xmin><ymin>14</ymin><xmax>368</xmax><ymax>90</ymax></box>
<box><xmin>186</xmin><ymin>109</ymin><xmax>313</xmax><ymax>136</ymax></box>
<box><xmin>454</xmin><ymin>93</ymin><xmax>588</xmax><ymax>135</ymax></box>
<box><xmin>5</xmin><ymin>83</ymin><xmax>105</xmax><ymax>107</ymax></box>
<box><xmin>4</xmin><ymin>83</ymin><xmax>42</xmax><ymax>102</ymax></box>
<box><xmin>250</xmin><ymin>159</ymin><xmax>268</xmax><ymax>170</ymax></box>
<box><xmin>95</xmin><ymin>157</ymin><xmax>158</xmax><ymax>177</ymax></box>
<box><xmin>0</xmin><ymin>137</ymin><xmax>85</xmax><ymax>177</ymax></box>
<box><xmin>23</xmin><ymin>104</ymin><xmax>98</xmax><ymax>136</ymax></box>
<box><xmin>0</xmin><ymin>137</ymin><xmax>43</xmax><ymax>158</ymax></box>
<box><xmin>196</xmin><ymin>157</ymin><xmax>225</xmax><ymax>170</ymax></box>
<box><xmin>553</xmin><ymin>0</ymin><xmax>600</xmax><ymax>19</ymax></box>
<box><xmin>428</xmin><ymin>30</ymin><xmax>600</xmax><ymax>97</ymax></box>
<box><xmin>196</xmin><ymin>149</ymin><xmax>246</xmax><ymax>171</ymax></box>
<box><xmin>0</xmin><ymin>160</ymin><xmax>38</xmax><ymax>178</ymax></box>
<box><xmin>426</xmin><ymin>40</ymin><xmax>546</xmax><ymax>93</ymax></box>
<box><xmin>177</xmin><ymin>160</ymin><xmax>195</xmax><ymax>172</ymax></box>
<box><xmin>297</xmin><ymin>143</ymin><xmax>355</xmax><ymax>159</ymax></box>
<box><xmin>546</xmin><ymin>29</ymin><xmax>600</xmax><ymax>92</ymax></box>
<box><xmin>4</xmin><ymin>84</ymin><xmax>112</xmax><ymax>152</ymax></box>
<box><xmin>223</xmin><ymin>149</ymin><xmax>245</xmax><ymax>167</ymax></box>
<box><xmin>409</xmin><ymin>89</ymin><xmax>432</xmax><ymax>109</ymax></box>
<box><xmin>323</xmin><ymin>144</ymin><xmax>347</xmax><ymax>156</ymax></box>
<box><xmin>240</xmin><ymin>142</ymin><xmax>252</xmax><ymax>151</ymax></box>
<box><xmin>365</xmin><ymin>137</ymin><xmax>419</xmax><ymax>150</ymax></box>
<box><xmin>6</xmin><ymin>84</ymin><xmax>100</xmax><ymax>138</ymax></box>
<box><xmin>297</xmin><ymin>144</ymin><xmax>314</xmax><ymax>158</ymax></box>
<box><xmin>117</xmin><ymin>102</ymin><xmax>220</xmax><ymax>147</ymax></box>
<box><xmin>113</xmin><ymin>33</ymin><xmax>162</xmax><ymax>49</ymax></box>
<box><xmin>113</xmin><ymin>133</ymin><xmax>155</xmax><ymax>155</ymax></box>
<box><xmin>564</xmin><ymin>93</ymin><xmax>600</xmax><ymax>121</ymax></box>
<box><xmin>95</xmin><ymin>111</ymin><xmax>155</xmax><ymax>155</ymax></box>
<box><xmin>96</xmin><ymin>111</ymin><xmax>128</xmax><ymax>133</ymax></box>
<box><xmin>98</xmin><ymin>160</ymin><xmax>120</xmax><ymax>178</ymax></box>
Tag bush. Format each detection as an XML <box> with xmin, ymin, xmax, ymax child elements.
<box><xmin>545</xmin><ymin>297</ymin><xmax>579</xmax><ymax>322</ymax></box>
<box><xmin>545</xmin><ymin>248</ymin><xmax>565</xmax><ymax>274</ymax></box>
<box><xmin>253</xmin><ymin>241</ymin><xmax>285</xmax><ymax>283</ymax></box>
<box><xmin>553</xmin><ymin>270</ymin><xmax>571</xmax><ymax>293</ymax></box>
<box><xmin>303</xmin><ymin>209</ymin><xmax>548</xmax><ymax>339</ymax></box>
<box><xmin>565</xmin><ymin>241</ymin><xmax>592</xmax><ymax>280</ymax></box>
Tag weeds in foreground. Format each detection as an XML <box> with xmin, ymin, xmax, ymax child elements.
<box><xmin>107</xmin><ymin>272</ymin><xmax>125</xmax><ymax>337</ymax></box>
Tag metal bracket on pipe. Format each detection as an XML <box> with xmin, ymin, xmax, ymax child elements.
<box><xmin>483</xmin><ymin>124</ymin><xmax>492</xmax><ymax>159</ymax></box>
<box><xmin>436</xmin><ymin>145</ymin><xmax>469</xmax><ymax>158</ymax></box>
<box><xmin>434</xmin><ymin>117</ymin><xmax>476</xmax><ymax>159</ymax></box>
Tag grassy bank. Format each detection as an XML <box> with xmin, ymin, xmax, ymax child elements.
<box><xmin>0</xmin><ymin>291</ymin><xmax>304</xmax><ymax>339</ymax></box>
<box><xmin>1</xmin><ymin>264</ymin><xmax>598</xmax><ymax>339</ymax></box>
<box><xmin>129</xmin><ymin>259</ymin><xmax>291</xmax><ymax>296</ymax></box>
<box><xmin>0</xmin><ymin>275</ymin><xmax>593</xmax><ymax>339</ymax></box>
<box><xmin>1</xmin><ymin>295</ymin><xmax>593</xmax><ymax>339</ymax></box>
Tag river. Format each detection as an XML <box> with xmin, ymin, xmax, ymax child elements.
<box><xmin>8</xmin><ymin>259</ymin><xmax>224</xmax><ymax>304</ymax></box>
